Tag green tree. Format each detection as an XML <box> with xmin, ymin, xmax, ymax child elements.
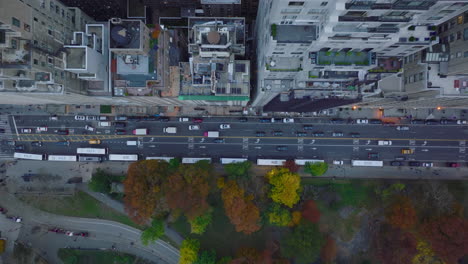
<box><xmin>141</xmin><ymin>218</ymin><xmax>165</xmax><ymax>246</ymax></box>
<box><xmin>281</xmin><ymin>221</ymin><xmax>325</xmax><ymax>264</ymax></box>
<box><xmin>88</xmin><ymin>168</ymin><xmax>111</xmax><ymax>193</ymax></box>
<box><xmin>189</xmin><ymin>209</ymin><xmax>213</xmax><ymax>235</ymax></box>
<box><xmin>169</xmin><ymin>158</ymin><xmax>181</xmax><ymax>171</ymax></box>
<box><xmin>194</xmin><ymin>249</ymin><xmax>216</xmax><ymax>264</ymax></box>
<box><xmin>216</xmin><ymin>257</ymin><xmax>232</xmax><ymax>264</ymax></box>
<box><xmin>63</xmin><ymin>255</ymin><xmax>78</xmax><ymax>264</ymax></box>
<box><xmin>304</xmin><ymin>162</ymin><xmax>328</xmax><ymax>176</ymax></box>
<box><xmin>180</xmin><ymin>238</ymin><xmax>200</xmax><ymax>264</ymax></box>
<box><xmin>267</xmin><ymin>203</ymin><xmax>292</xmax><ymax>227</ymax></box>
<box><xmin>224</xmin><ymin>161</ymin><xmax>252</xmax><ymax>180</ymax></box>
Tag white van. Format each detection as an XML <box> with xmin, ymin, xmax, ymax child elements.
<box><xmin>179</xmin><ymin>117</ymin><xmax>189</xmax><ymax>122</ymax></box>
<box><xmin>99</xmin><ymin>122</ymin><xmax>111</xmax><ymax>127</ymax></box>
<box><xmin>126</xmin><ymin>141</ymin><xmax>138</xmax><ymax>146</ymax></box>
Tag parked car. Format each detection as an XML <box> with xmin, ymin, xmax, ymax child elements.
<box><xmin>21</xmin><ymin>128</ymin><xmax>32</xmax><ymax>133</ymax></box>
<box><xmin>74</xmin><ymin>115</ymin><xmax>85</xmax><ymax>121</ymax></box>
<box><xmin>49</xmin><ymin>115</ymin><xmax>58</xmax><ymax>121</ymax></box>
<box><xmin>383</xmin><ymin>121</ymin><xmax>395</xmax><ymax>125</ymax></box>
<box><xmin>368</xmin><ymin>153</ymin><xmax>379</xmax><ymax>159</ymax></box>
<box><xmin>457</xmin><ymin>120</ymin><xmax>467</xmax><ymax>125</ymax></box>
<box><xmin>193</xmin><ymin>118</ymin><xmax>203</xmax><ymax>123</ymax></box>
<box><xmin>15</xmin><ymin>145</ymin><xmax>25</xmax><ymax>151</ymax></box>
<box><xmin>189</xmin><ymin>125</ymin><xmax>200</xmax><ymax>130</ymax></box>
<box><xmin>98</xmin><ymin>116</ymin><xmax>109</xmax><ymax>121</ymax></box>
<box><xmin>48</xmin><ymin>228</ymin><xmax>66</xmax><ymax>233</ymax></box>
<box><xmin>332</xmin><ymin>132</ymin><xmax>344</xmax><ymax>137</ymax></box>
<box><xmin>85</xmin><ymin>125</ymin><xmax>95</xmax><ymax>132</ymax></box>
<box><xmin>0</xmin><ymin>207</ymin><xmax>7</xmax><ymax>214</ymax></box>
<box><xmin>313</xmin><ymin>131</ymin><xmax>324</xmax><ymax>137</ymax></box>
<box><xmin>238</xmin><ymin>117</ymin><xmax>248</xmax><ymax>122</ymax></box>
<box><xmin>394</xmin><ymin>156</ymin><xmax>406</xmax><ymax>161</ymax></box>
<box><xmin>36</xmin><ymin>126</ymin><xmax>48</xmax><ymax>132</ymax></box>
<box><xmin>86</xmin><ymin>116</ymin><xmax>97</xmax><ymax>121</ymax></box>
<box><xmin>66</xmin><ymin>231</ymin><xmax>74</xmax><ymax>236</ymax></box>
<box><xmin>7</xmin><ymin>216</ymin><xmax>22</xmax><ymax>223</ymax></box>
<box><xmin>303</xmin><ymin>125</ymin><xmax>314</xmax><ymax>130</ymax></box>
<box><xmin>115</xmin><ymin>116</ymin><xmax>127</xmax><ymax>121</ymax></box>
<box><xmin>127</xmin><ymin>116</ymin><xmax>141</xmax><ymax>122</ymax></box>
<box><xmin>409</xmin><ymin>161</ymin><xmax>421</xmax><ymax>167</ymax></box>
<box><xmin>411</xmin><ymin>119</ymin><xmax>425</xmax><ymax>124</ymax></box>
<box><xmin>396</xmin><ymin>126</ymin><xmax>410</xmax><ymax>131</ymax></box>
<box><xmin>220</xmin><ymin>124</ymin><xmax>231</xmax><ymax>129</ymax></box>
<box><xmin>271</xmin><ymin>118</ymin><xmax>282</xmax><ymax>123</ymax></box>
<box><xmin>272</xmin><ymin>131</ymin><xmax>283</xmax><ymax>136</ymax></box>
<box><xmin>283</xmin><ymin>118</ymin><xmax>294</xmax><ymax>123</ymax></box>
<box><xmin>57</xmin><ymin>129</ymin><xmax>69</xmax><ymax>135</ymax></box>
<box><xmin>179</xmin><ymin>117</ymin><xmax>189</xmax><ymax>122</ymax></box>
<box><xmin>369</xmin><ymin>119</ymin><xmax>382</xmax><ymax>124</ymax></box>
<box><xmin>422</xmin><ymin>162</ymin><xmax>433</xmax><ymax>167</ymax></box>
<box><xmin>330</xmin><ymin>118</ymin><xmax>345</xmax><ymax>124</ymax></box>
<box><xmin>357</xmin><ymin>119</ymin><xmax>368</xmax><ymax>124</ymax></box>
<box><xmin>255</xmin><ymin>131</ymin><xmax>266</xmax><ymax>137</ymax></box>
<box><xmin>159</xmin><ymin>117</ymin><xmax>169</xmax><ymax>122</ymax></box>
<box><xmin>391</xmin><ymin>161</ymin><xmax>403</xmax><ymax>166</ymax></box>
<box><xmin>56</xmin><ymin>140</ymin><xmax>70</xmax><ymax>146</ymax></box>
<box><xmin>115</xmin><ymin>129</ymin><xmax>126</xmax><ymax>135</ymax></box>
<box><xmin>448</xmin><ymin>162</ymin><xmax>460</xmax><ymax>167</ymax></box>
<box><xmin>143</xmin><ymin>116</ymin><xmax>156</xmax><ymax>121</ymax></box>
<box><xmin>213</xmin><ymin>138</ymin><xmax>225</xmax><ymax>143</ymax></box>
<box><xmin>350</xmin><ymin>132</ymin><xmax>360</xmax><ymax>138</ymax></box>
<box><xmin>276</xmin><ymin>146</ymin><xmax>288</xmax><ymax>151</ymax></box>
<box><xmin>31</xmin><ymin>141</ymin><xmax>42</xmax><ymax>147</ymax></box>
<box><xmin>259</xmin><ymin>118</ymin><xmax>271</xmax><ymax>123</ymax></box>
<box><xmin>296</xmin><ymin>132</ymin><xmax>307</xmax><ymax>137</ymax></box>
<box><xmin>333</xmin><ymin>160</ymin><xmax>344</xmax><ymax>165</ymax></box>
<box><xmin>440</xmin><ymin>119</ymin><xmax>457</xmax><ymax>125</ymax></box>
<box><xmin>114</xmin><ymin>122</ymin><xmax>126</xmax><ymax>128</ymax></box>
<box><xmin>425</xmin><ymin>119</ymin><xmax>439</xmax><ymax>125</ymax></box>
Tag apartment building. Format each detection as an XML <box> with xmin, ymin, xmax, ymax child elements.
<box><xmin>254</xmin><ymin>0</ymin><xmax>468</xmax><ymax>108</ymax></box>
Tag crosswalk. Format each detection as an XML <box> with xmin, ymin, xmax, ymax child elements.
<box><xmin>0</xmin><ymin>115</ymin><xmax>15</xmax><ymax>160</ymax></box>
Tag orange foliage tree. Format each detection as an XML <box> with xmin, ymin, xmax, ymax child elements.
<box><xmin>282</xmin><ymin>160</ymin><xmax>299</xmax><ymax>173</ymax></box>
<box><xmin>386</xmin><ymin>196</ymin><xmax>417</xmax><ymax>229</ymax></box>
<box><xmin>301</xmin><ymin>200</ymin><xmax>321</xmax><ymax>223</ymax></box>
<box><xmin>221</xmin><ymin>180</ymin><xmax>261</xmax><ymax>235</ymax></box>
<box><xmin>123</xmin><ymin>160</ymin><xmax>170</xmax><ymax>224</ymax></box>
<box><xmin>320</xmin><ymin>236</ymin><xmax>337</xmax><ymax>264</ymax></box>
<box><xmin>373</xmin><ymin>224</ymin><xmax>417</xmax><ymax>264</ymax></box>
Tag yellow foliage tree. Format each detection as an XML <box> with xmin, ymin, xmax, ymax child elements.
<box><xmin>265</xmin><ymin>168</ymin><xmax>301</xmax><ymax>208</ymax></box>
<box><xmin>412</xmin><ymin>241</ymin><xmax>446</xmax><ymax>264</ymax></box>
<box><xmin>288</xmin><ymin>211</ymin><xmax>302</xmax><ymax>227</ymax></box>
<box><xmin>179</xmin><ymin>238</ymin><xmax>200</xmax><ymax>264</ymax></box>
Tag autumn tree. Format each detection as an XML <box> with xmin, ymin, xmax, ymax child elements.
<box><xmin>304</xmin><ymin>162</ymin><xmax>328</xmax><ymax>176</ymax></box>
<box><xmin>281</xmin><ymin>221</ymin><xmax>325</xmax><ymax>264</ymax></box>
<box><xmin>267</xmin><ymin>204</ymin><xmax>291</xmax><ymax>227</ymax></box>
<box><xmin>421</xmin><ymin>216</ymin><xmax>468</xmax><ymax>264</ymax></box>
<box><xmin>386</xmin><ymin>196</ymin><xmax>417</xmax><ymax>229</ymax></box>
<box><xmin>265</xmin><ymin>168</ymin><xmax>301</xmax><ymax>208</ymax></box>
<box><xmin>301</xmin><ymin>200</ymin><xmax>321</xmax><ymax>223</ymax></box>
<box><xmin>372</xmin><ymin>224</ymin><xmax>417</xmax><ymax>264</ymax></box>
<box><xmin>412</xmin><ymin>241</ymin><xmax>446</xmax><ymax>264</ymax></box>
<box><xmin>180</xmin><ymin>239</ymin><xmax>200</xmax><ymax>264</ymax></box>
<box><xmin>221</xmin><ymin>180</ymin><xmax>261</xmax><ymax>234</ymax></box>
<box><xmin>140</xmin><ymin>218</ymin><xmax>164</xmax><ymax>246</ymax></box>
<box><xmin>165</xmin><ymin>163</ymin><xmax>211</xmax><ymax>220</ymax></box>
<box><xmin>288</xmin><ymin>211</ymin><xmax>302</xmax><ymax>227</ymax></box>
<box><xmin>230</xmin><ymin>247</ymin><xmax>265</xmax><ymax>264</ymax></box>
<box><xmin>320</xmin><ymin>236</ymin><xmax>337</xmax><ymax>264</ymax></box>
<box><xmin>224</xmin><ymin>161</ymin><xmax>252</xmax><ymax>181</ymax></box>
<box><xmin>124</xmin><ymin>160</ymin><xmax>170</xmax><ymax>224</ymax></box>
<box><xmin>282</xmin><ymin>160</ymin><xmax>299</xmax><ymax>173</ymax></box>
<box><xmin>189</xmin><ymin>209</ymin><xmax>213</xmax><ymax>235</ymax></box>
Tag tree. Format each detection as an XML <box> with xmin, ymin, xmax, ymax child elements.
<box><xmin>288</xmin><ymin>211</ymin><xmax>302</xmax><ymax>227</ymax></box>
<box><xmin>321</xmin><ymin>236</ymin><xmax>337</xmax><ymax>264</ymax></box>
<box><xmin>224</xmin><ymin>161</ymin><xmax>252</xmax><ymax>181</ymax></box>
<box><xmin>304</xmin><ymin>162</ymin><xmax>328</xmax><ymax>176</ymax></box>
<box><xmin>267</xmin><ymin>204</ymin><xmax>292</xmax><ymax>227</ymax></box>
<box><xmin>124</xmin><ymin>160</ymin><xmax>170</xmax><ymax>224</ymax></box>
<box><xmin>230</xmin><ymin>247</ymin><xmax>266</xmax><ymax>264</ymax></box>
<box><xmin>412</xmin><ymin>241</ymin><xmax>446</xmax><ymax>264</ymax></box>
<box><xmin>265</xmin><ymin>168</ymin><xmax>301</xmax><ymax>208</ymax></box>
<box><xmin>373</xmin><ymin>224</ymin><xmax>417</xmax><ymax>264</ymax></box>
<box><xmin>165</xmin><ymin>164</ymin><xmax>211</xmax><ymax>220</ymax></box>
<box><xmin>194</xmin><ymin>250</ymin><xmax>217</xmax><ymax>264</ymax></box>
<box><xmin>281</xmin><ymin>221</ymin><xmax>325</xmax><ymax>264</ymax></box>
<box><xmin>180</xmin><ymin>239</ymin><xmax>200</xmax><ymax>264</ymax></box>
<box><xmin>421</xmin><ymin>216</ymin><xmax>468</xmax><ymax>264</ymax></box>
<box><xmin>189</xmin><ymin>209</ymin><xmax>213</xmax><ymax>235</ymax></box>
<box><xmin>386</xmin><ymin>196</ymin><xmax>417</xmax><ymax>229</ymax></box>
<box><xmin>221</xmin><ymin>180</ymin><xmax>261</xmax><ymax>234</ymax></box>
<box><xmin>282</xmin><ymin>160</ymin><xmax>299</xmax><ymax>173</ymax></box>
<box><xmin>301</xmin><ymin>200</ymin><xmax>320</xmax><ymax>223</ymax></box>
<box><xmin>140</xmin><ymin>218</ymin><xmax>165</xmax><ymax>246</ymax></box>
<box><xmin>88</xmin><ymin>168</ymin><xmax>111</xmax><ymax>193</ymax></box>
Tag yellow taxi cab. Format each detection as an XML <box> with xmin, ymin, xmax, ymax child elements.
<box><xmin>401</xmin><ymin>149</ymin><xmax>414</xmax><ymax>154</ymax></box>
<box><xmin>89</xmin><ymin>139</ymin><xmax>101</xmax><ymax>145</ymax></box>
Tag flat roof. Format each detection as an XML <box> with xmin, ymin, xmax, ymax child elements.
<box><xmin>65</xmin><ymin>47</ymin><xmax>86</xmax><ymax>69</ymax></box>
<box><xmin>109</xmin><ymin>20</ymin><xmax>141</xmax><ymax>49</ymax></box>
<box><xmin>276</xmin><ymin>25</ymin><xmax>317</xmax><ymax>43</ymax></box>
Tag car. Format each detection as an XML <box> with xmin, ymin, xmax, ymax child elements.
<box><xmin>457</xmin><ymin>120</ymin><xmax>467</xmax><ymax>125</ymax></box>
<box><xmin>31</xmin><ymin>141</ymin><xmax>42</xmax><ymax>147</ymax></box>
<box><xmin>422</xmin><ymin>162</ymin><xmax>433</xmax><ymax>167</ymax></box>
<box><xmin>391</xmin><ymin>161</ymin><xmax>403</xmax><ymax>166</ymax></box>
<box><xmin>213</xmin><ymin>138</ymin><xmax>225</xmax><ymax>143</ymax></box>
<box><xmin>283</xmin><ymin>118</ymin><xmax>295</xmax><ymax>123</ymax></box>
<box><xmin>394</xmin><ymin>156</ymin><xmax>406</xmax><ymax>161</ymax></box>
<box><xmin>448</xmin><ymin>162</ymin><xmax>460</xmax><ymax>167</ymax></box>
<box><xmin>369</xmin><ymin>119</ymin><xmax>382</xmax><ymax>124</ymax></box>
<box><xmin>350</xmin><ymin>132</ymin><xmax>360</xmax><ymax>138</ymax></box>
<box><xmin>276</xmin><ymin>146</ymin><xmax>288</xmax><ymax>151</ymax></box>
<box><xmin>220</xmin><ymin>124</ymin><xmax>231</xmax><ymax>129</ymax></box>
<box><xmin>57</xmin><ymin>129</ymin><xmax>69</xmax><ymax>135</ymax></box>
<box><xmin>368</xmin><ymin>153</ymin><xmax>379</xmax><ymax>159</ymax></box>
<box><xmin>15</xmin><ymin>145</ymin><xmax>25</xmax><ymax>151</ymax></box>
<box><xmin>411</xmin><ymin>119</ymin><xmax>425</xmax><ymax>124</ymax></box>
<box><xmin>49</xmin><ymin>115</ymin><xmax>58</xmax><ymax>121</ymax></box>
<box><xmin>409</xmin><ymin>161</ymin><xmax>421</xmax><ymax>167</ymax></box>
<box><xmin>143</xmin><ymin>116</ymin><xmax>156</xmax><ymax>121</ymax></box>
<box><xmin>6</xmin><ymin>140</ymin><xmax>15</xmax><ymax>146</ymax></box>
<box><xmin>0</xmin><ymin>207</ymin><xmax>7</xmax><ymax>214</ymax></box>
<box><xmin>303</xmin><ymin>125</ymin><xmax>314</xmax><ymax>130</ymax></box>
<box><xmin>378</xmin><ymin>140</ymin><xmax>392</xmax><ymax>146</ymax></box>
<box><xmin>88</xmin><ymin>139</ymin><xmax>101</xmax><ymax>144</ymax></box>
<box><xmin>193</xmin><ymin>118</ymin><xmax>203</xmax><ymax>123</ymax></box>
<box><xmin>115</xmin><ymin>116</ymin><xmax>127</xmax><ymax>121</ymax></box>
<box><xmin>271</xmin><ymin>118</ymin><xmax>282</xmax><ymax>123</ymax></box>
<box><xmin>333</xmin><ymin>160</ymin><xmax>344</xmax><ymax>165</ymax></box>
<box><xmin>332</xmin><ymin>132</ymin><xmax>344</xmax><ymax>137</ymax></box>
<box><xmin>159</xmin><ymin>117</ymin><xmax>170</xmax><ymax>122</ymax></box>
<box><xmin>259</xmin><ymin>118</ymin><xmax>271</xmax><ymax>123</ymax></box>
<box><xmin>66</xmin><ymin>231</ymin><xmax>74</xmax><ymax>236</ymax></box>
<box><xmin>296</xmin><ymin>132</ymin><xmax>307</xmax><ymax>137</ymax></box>
<box><xmin>330</xmin><ymin>118</ymin><xmax>345</xmax><ymax>124</ymax></box>
<box><xmin>383</xmin><ymin>121</ymin><xmax>395</xmax><ymax>125</ymax></box>
<box><xmin>238</xmin><ymin>117</ymin><xmax>248</xmax><ymax>122</ymax></box>
<box><xmin>272</xmin><ymin>131</ymin><xmax>283</xmax><ymax>136</ymax></box>
<box><xmin>36</xmin><ymin>126</ymin><xmax>48</xmax><ymax>132</ymax></box>
<box><xmin>312</xmin><ymin>131</ymin><xmax>324</xmax><ymax>137</ymax></box>
<box><xmin>85</xmin><ymin>125</ymin><xmax>95</xmax><ymax>132</ymax></box>
<box><xmin>425</xmin><ymin>119</ymin><xmax>439</xmax><ymax>125</ymax></box>
<box><xmin>189</xmin><ymin>125</ymin><xmax>200</xmax><ymax>130</ymax></box>
<box><xmin>74</xmin><ymin>232</ymin><xmax>89</xmax><ymax>237</ymax></box>
<box><xmin>7</xmin><ymin>216</ymin><xmax>22</xmax><ymax>223</ymax></box>
<box><xmin>179</xmin><ymin>117</ymin><xmax>189</xmax><ymax>122</ymax></box>
<box><xmin>357</xmin><ymin>119</ymin><xmax>368</xmax><ymax>124</ymax></box>
<box><xmin>98</xmin><ymin>116</ymin><xmax>109</xmax><ymax>121</ymax></box>
<box><xmin>21</xmin><ymin>128</ymin><xmax>32</xmax><ymax>133</ymax></box>
<box><xmin>401</xmin><ymin>149</ymin><xmax>414</xmax><ymax>154</ymax></box>
<box><xmin>440</xmin><ymin>119</ymin><xmax>457</xmax><ymax>125</ymax></box>
<box><xmin>115</xmin><ymin>122</ymin><xmax>126</xmax><ymax>128</ymax></box>
<box><xmin>396</xmin><ymin>126</ymin><xmax>410</xmax><ymax>131</ymax></box>
<box><xmin>115</xmin><ymin>129</ymin><xmax>126</xmax><ymax>135</ymax></box>
<box><xmin>256</xmin><ymin>131</ymin><xmax>266</xmax><ymax>137</ymax></box>
<box><xmin>56</xmin><ymin>140</ymin><xmax>70</xmax><ymax>146</ymax></box>
<box><xmin>75</xmin><ymin>115</ymin><xmax>85</xmax><ymax>121</ymax></box>
<box><xmin>99</xmin><ymin>122</ymin><xmax>111</xmax><ymax>127</ymax></box>
<box><xmin>127</xmin><ymin>116</ymin><xmax>142</xmax><ymax>122</ymax></box>
<box><xmin>86</xmin><ymin>116</ymin><xmax>97</xmax><ymax>121</ymax></box>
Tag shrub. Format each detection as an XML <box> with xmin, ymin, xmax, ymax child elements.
<box><xmin>304</xmin><ymin>162</ymin><xmax>328</xmax><ymax>176</ymax></box>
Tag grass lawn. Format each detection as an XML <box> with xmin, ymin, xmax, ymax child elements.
<box><xmin>19</xmin><ymin>191</ymin><xmax>142</xmax><ymax>230</ymax></box>
<box><xmin>58</xmin><ymin>248</ymin><xmax>137</xmax><ymax>264</ymax></box>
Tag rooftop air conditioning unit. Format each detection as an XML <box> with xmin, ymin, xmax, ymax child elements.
<box><xmin>111</xmin><ymin>18</ymin><xmax>122</xmax><ymax>24</ymax></box>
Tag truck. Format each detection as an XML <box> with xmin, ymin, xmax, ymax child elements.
<box><xmin>163</xmin><ymin>127</ymin><xmax>177</xmax><ymax>134</ymax></box>
<box><xmin>126</xmin><ymin>141</ymin><xmax>138</xmax><ymax>146</ymax></box>
<box><xmin>132</xmin><ymin>128</ymin><xmax>148</xmax><ymax>135</ymax></box>
<box><xmin>203</xmin><ymin>131</ymin><xmax>219</xmax><ymax>138</ymax></box>
<box><xmin>378</xmin><ymin>140</ymin><xmax>392</xmax><ymax>145</ymax></box>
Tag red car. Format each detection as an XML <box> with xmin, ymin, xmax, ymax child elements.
<box><xmin>448</xmin><ymin>162</ymin><xmax>460</xmax><ymax>168</ymax></box>
<box><xmin>193</xmin><ymin>118</ymin><xmax>203</xmax><ymax>123</ymax></box>
<box><xmin>74</xmin><ymin>232</ymin><xmax>89</xmax><ymax>237</ymax></box>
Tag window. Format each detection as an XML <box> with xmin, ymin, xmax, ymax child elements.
<box><xmin>308</xmin><ymin>9</ymin><xmax>324</xmax><ymax>14</ymax></box>
<box><xmin>48</xmin><ymin>29</ymin><xmax>53</xmax><ymax>36</ymax></box>
<box><xmin>24</xmin><ymin>23</ymin><xmax>30</xmax><ymax>32</ymax></box>
<box><xmin>61</xmin><ymin>9</ymin><xmax>64</xmax><ymax>17</ymax></box>
<box><xmin>33</xmin><ymin>17</ymin><xmax>38</xmax><ymax>22</ymax></box>
<box><xmin>321</xmin><ymin>2</ymin><xmax>328</xmax><ymax>6</ymax></box>
<box><xmin>289</xmin><ymin>1</ymin><xmax>304</xmax><ymax>6</ymax></box>
<box><xmin>428</xmin><ymin>16</ymin><xmax>443</xmax><ymax>21</ymax></box>
<box><xmin>281</xmin><ymin>8</ymin><xmax>301</xmax><ymax>14</ymax></box>
<box><xmin>464</xmin><ymin>51</ymin><xmax>468</xmax><ymax>57</ymax></box>
<box><xmin>272</xmin><ymin>52</ymin><xmax>284</xmax><ymax>54</ymax></box>
<box><xmin>419</xmin><ymin>72</ymin><xmax>424</xmax><ymax>80</ymax></box>
<box><xmin>458</xmin><ymin>15</ymin><xmax>464</xmax><ymax>24</ymax></box>
<box><xmin>48</xmin><ymin>57</ymin><xmax>53</xmax><ymax>64</ymax></box>
<box><xmin>457</xmin><ymin>31</ymin><xmax>462</xmax><ymax>40</ymax></box>
<box><xmin>291</xmin><ymin>52</ymin><xmax>302</xmax><ymax>54</ymax></box>
<box><xmin>450</xmin><ymin>34</ymin><xmax>455</xmax><ymax>42</ymax></box>
<box><xmin>457</xmin><ymin>52</ymin><xmax>462</xmax><ymax>58</ymax></box>
<box><xmin>33</xmin><ymin>59</ymin><xmax>38</xmax><ymax>65</ymax></box>
<box><xmin>388</xmin><ymin>11</ymin><xmax>407</xmax><ymax>16</ymax></box>
<box><xmin>345</xmin><ymin>11</ymin><xmax>366</xmax><ymax>17</ymax></box>
<box><xmin>56</xmin><ymin>6</ymin><xmax>59</xmax><ymax>14</ymax></box>
<box><xmin>439</xmin><ymin>9</ymin><xmax>455</xmax><ymax>15</ymax></box>
<box><xmin>50</xmin><ymin>1</ymin><xmax>54</xmax><ymax>10</ymax></box>
<box><xmin>41</xmin><ymin>61</ymin><xmax>46</xmax><ymax>67</ymax></box>
<box><xmin>11</xmin><ymin>17</ymin><xmax>20</xmax><ymax>27</ymax></box>
<box><xmin>10</xmin><ymin>39</ymin><xmax>17</xmax><ymax>49</ymax></box>
<box><xmin>464</xmin><ymin>28</ymin><xmax>468</xmax><ymax>40</ymax></box>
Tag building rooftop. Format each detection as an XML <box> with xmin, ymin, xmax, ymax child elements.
<box><xmin>65</xmin><ymin>47</ymin><xmax>86</xmax><ymax>69</ymax></box>
<box><xmin>275</xmin><ymin>25</ymin><xmax>317</xmax><ymax>43</ymax></box>
<box><xmin>109</xmin><ymin>20</ymin><xmax>141</xmax><ymax>49</ymax></box>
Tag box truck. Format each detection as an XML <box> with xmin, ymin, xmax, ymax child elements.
<box><xmin>132</xmin><ymin>128</ymin><xmax>148</xmax><ymax>135</ymax></box>
<box><xmin>163</xmin><ymin>127</ymin><xmax>177</xmax><ymax>134</ymax></box>
<box><xmin>204</xmin><ymin>131</ymin><xmax>219</xmax><ymax>138</ymax></box>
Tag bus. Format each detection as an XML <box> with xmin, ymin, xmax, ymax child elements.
<box><xmin>182</xmin><ymin>157</ymin><xmax>212</xmax><ymax>164</ymax></box>
<box><xmin>108</xmin><ymin>154</ymin><xmax>139</xmax><ymax>161</ymax></box>
<box><xmin>295</xmin><ymin>159</ymin><xmax>325</xmax><ymax>165</ymax></box>
<box><xmin>257</xmin><ymin>159</ymin><xmax>286</xmax><ymax>166</ymax></box>
<box><xmin>351</xmin><ymin>160</ymin><xmax>384</xmax><ymax>167</ymax></box>
<box><xmin>76</xmin><ymin>148</ymin><xmax>107</xmax><ymax>155</ymax></box>
<box><xmin>48</xmin><ymin>155</ymin><xmax>77</xmax><ymax>162</ymax></box>
<box><xmin>220</xmin><ymin>158</ymin><xmax>248</xmax><ymax>164</ymax></box>
<box><xmin>146</xmin><ymin>157</ymin><xmax>175</xmax><ymax>162</ymax></box>
<box><xmin>14</xmin><ymin>152</ymin><xmax>45</xmax><ymax>160</ymax></box>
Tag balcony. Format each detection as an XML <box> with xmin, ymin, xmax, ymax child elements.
<box><xmin>0</xmin><ymin>39</ymin><xmax>31</xmax><ymax>69</ymax></box>
<box><xmin>314</xmin><ymin>51</ymin><xmax>374</xmax><ymax>66</ymax></box>
<box><xmin>339</xmin><ymin>15</ymin><xmax>410</xmax><ymax>22</ymax></box>
<box><xmin>345</xmin><ymin>1</ymin><xmax>393</xmax><ymax>10</ymax></box>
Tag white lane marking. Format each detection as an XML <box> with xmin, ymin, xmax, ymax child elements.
<box><xmin>12</xmin><ymin>116</ymin><xmax>19</xmax><ymax>137</ymax></box>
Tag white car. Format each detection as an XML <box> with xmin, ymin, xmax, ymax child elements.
<box><xmin>86</xmin><ymin>116</ymin><xmax>97</xmax><ymax>121</ymax></box>
<box><xmin>98</xmin><ymin>116</ymin><xmax>109</xmax><ymax>121</ymax></box>
<box><xmin>396</xmin><ymin>126</ymin><xmax>410</xmax><ymax>131</ymax></box>
<box><xmin>66</xmin><ymin>231</ymin><xmax>74</xmax><ymax>236</ymax></box>
<box><xmin>220</xmin><ymin>124</ymin><xmax>231</xmax><ymax>129</ymax></box>
<box><xmin>356</xmin><ymin>119</ymin><xmax>368</xmax><ymax>124</ymax></box>
<box><xmin>85</xmin><ymin>125</ymin><xmax>95</xmax><ymax>132</ymax></box>
<box><xmin>188</xmin><ymin>125</ymin><xmax>200</xmax><ymax>130</ymax></box>
<box><xmin>457</xmin><ymin>120</ymin><xmax>467</xmax><ymax>124</ymax></box>
<box><xmin>422</xmin><ymin>162</ymin><xmax>433</xmax><ymax>167</ymax></box>
<box><xmin>179</xmin><ymin>117</ymin><xmax>189</xmax><ymax>122</ymax></box>
<box><xmin>333</xmin><ymin>160</ymin><xmax>344</xmax><ymax>165</ymax></box>
<box><xmin>75</xmin><ymin>115</ymin><xmax>85</xmax><ymax>121</ymax></box>
<box><xmin>36</xmin><ymin>126</ymin><xmax>48</xmax><ymax>132</ymax></box>
<box><xmin>283</xmin><ymin>118</ymin><xmax>295</xmax><ymax>123</ymax></box>
<box><xmin>21</xmin><ymin>128</ymin><xmax>32</xmax><ymax>133</ymax></box>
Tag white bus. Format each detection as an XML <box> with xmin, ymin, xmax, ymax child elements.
<box><xmin>76</xmin><ymin>148</ymin><xmax>107</xmax><ymax>155</ymax></box>
<box><xmin>220</xmin><ymin>158</ymin><xmax>248</xmax><ymax>164</ymax></box>
<box><xmin>108</xmin><ymin>154</ymin><xmax>139</xmax><ymax>161</ymax></box>
<box><xmin>351</xmin><ymin>160</ymin><xmax>384</xmax><ymax>167</ymax></box>
<box><xmin>257</xmin><ymin>159</ymin><xmax>286</xmax><ymax>166</ymax></box>
<box><xmin>295</xmin><ymin>159</ymin><xmax>325</xmax><ymax>165</ymax></box>
<box><xmin>182</xmin><ymin>157</ymin><xmax>212</xmax><ymax>164</ymax></box>
<box><xmin>14</xmin><ymin>152</ymin><xmax>45</xmax><ymax>160</ymax></box>
<box><xmin>146</xmin><ymin>157</ymin><xmax>175</xmax><ymax>162</ymax></box>
<box><xmin>48</xmin><ymin>155</ymin><xmax>77</xmax><ymax>162</ymax></box>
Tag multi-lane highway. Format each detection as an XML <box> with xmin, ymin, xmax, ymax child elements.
<box><xmin>3</xmin><ymin>115</ymin><xmax>468</xmax><ymax>166</ymax></box>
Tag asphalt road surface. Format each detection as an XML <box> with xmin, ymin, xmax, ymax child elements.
<box><xmin>4</xmin><ymin>115</ymin><xmax>468</xmax><ymax>166</ymax></box>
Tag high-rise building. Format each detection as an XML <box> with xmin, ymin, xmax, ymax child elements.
<box><xmin>254</xmin><ymin>0</ymin><xmax>468</xmax><ymax>108</ymax></box>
